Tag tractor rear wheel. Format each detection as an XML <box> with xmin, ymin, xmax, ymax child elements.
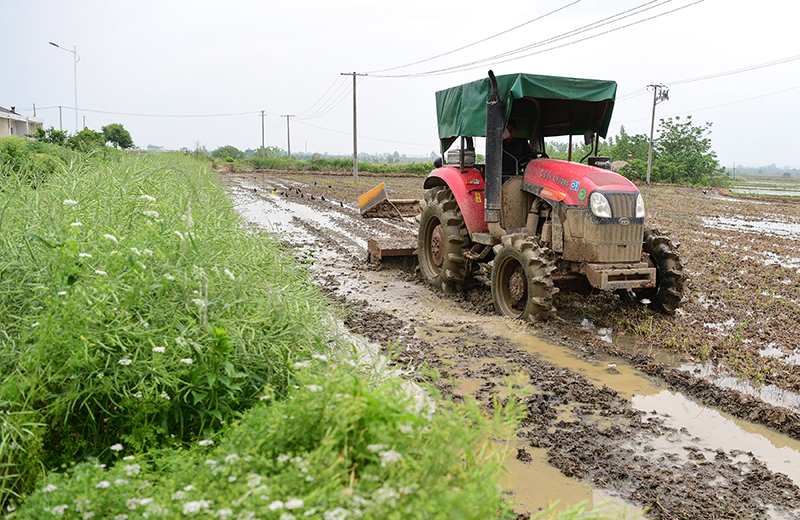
<box><xmin>491</xmin><ymin>234</ymin><xmax>556</xmax><ymax>320</ymax></box>
<box><xmin>635</xmin><ymin>228</ymin><xmax>687</xmax><ymax>314</ymax></box>
<box><xmin>417</xmin><ymin>186</ymin><xmax>470</xmax><ymax>291</ymax></box>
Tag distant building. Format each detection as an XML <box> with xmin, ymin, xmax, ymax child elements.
<box><xmin>0</xmin><ymin>106</ymin><xmax>44</xmax><ymax>138</ymax></box>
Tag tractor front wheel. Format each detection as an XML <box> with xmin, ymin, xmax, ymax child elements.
<box><xmin>417</xmin><ymin>187</ymin><xmax>470</xmax><ymax>291</ymax></box>
<box><xmin>635</xmin><ymin>228</ymin><xmax>687</xmax><ymax>314</ymax></box>
<box><xmin>491</xmin><ymin>234</ymin><xmax>556</xmax><ymax>321</ymax></box>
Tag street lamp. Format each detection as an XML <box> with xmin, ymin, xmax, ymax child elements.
<box><xmin>49</xmin><ymin>41</ymin><xmax>80</xmax><ymax>133</ymax></box>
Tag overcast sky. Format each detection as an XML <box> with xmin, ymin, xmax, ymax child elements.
<box><xmin>4</xmin><ymin>0</ymin><xmax>798</xmax><ymax>168</ymax></box>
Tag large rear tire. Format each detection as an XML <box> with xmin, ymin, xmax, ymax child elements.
<box><xmin>491</xmin><ymin>234</ymin><xmax>556</xmax><ymax>321</ymax></box>
<box><xmin>636</xmin><ymin>228</ymin><xmax>687</xmax><ymax>314</ymax></box>
<box><xmin>417</xmin><ymin>186</ymin><xmax>470</xmax><ymax>291</ymax></box>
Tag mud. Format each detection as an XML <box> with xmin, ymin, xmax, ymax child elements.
<box><xmin>221</xmin><ymin>170</ymin><xmax>800</xmax><ymax>519</ymax></box>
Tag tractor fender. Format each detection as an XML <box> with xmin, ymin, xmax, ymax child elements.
<box><xmin>423</xmin><ymin>166</ymin><xmax>489</xmax><ymax>237</ymax></box>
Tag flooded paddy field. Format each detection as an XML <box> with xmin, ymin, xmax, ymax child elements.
<box><xmin>221</xmin><ymin>170</ymin><xmax>800</xmax><ymax>519</ymax></box>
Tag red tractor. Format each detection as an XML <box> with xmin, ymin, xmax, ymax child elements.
<box><xmin>416</xmin><ymin>71</ymin><xmax>686</xmax><ymax>320</ymax></box>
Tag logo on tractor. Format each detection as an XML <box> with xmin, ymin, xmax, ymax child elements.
<box><xmin>578</xmin><ymin>188</ymin><xmax>587</xmax><ymax>202</ymax></box>
<box><xmin>619</xmin><ymin>218</ymin><xmax>630</xmax><ymax>226</ymax></box>
<box><xmin>570</xmin><ymin>180</ymin><xmax>580</xmax><ymax>191</ymax></box>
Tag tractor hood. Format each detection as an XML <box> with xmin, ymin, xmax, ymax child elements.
<box><xmin>435</xmin><ymin>73</ymin><xmax>617</xmax><ymax>154</ymax></box>
<box><xmin>523</xmin><ymin>158</ymin><xmax>638</xmax><ymax>206</ymax></box>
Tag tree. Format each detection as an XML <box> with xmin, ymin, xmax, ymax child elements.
<box><xmin>26</xmin><ymin>127</ymin><xmax>68</xmax><ymax>146</ymax></box>
<box><xmin>211</xmin><ymin>145</ymin><xmax>245</xmax><ymax>160</ymax></box>
<box><xmin>652</xmin><ymin>116</ymin><xmax>725</xmax><ymax>185</ymax></box>
<box><xmin>66</xmin><ymin>129</ymin><xmax>106</xmax><ymax>152</ymax></box>
<box><xmin>102</xmin><ymin>123</ymin><xmax>134</xmax><ymax>149</ymax></box>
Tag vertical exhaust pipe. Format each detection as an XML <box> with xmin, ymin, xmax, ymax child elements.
<box><xmin>485</xmin><ymin>71</ymin><xmax>506</xmax><ymax>237</ymax></box>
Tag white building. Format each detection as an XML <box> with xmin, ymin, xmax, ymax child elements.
<box><xmin>0</xmin><ymin>106</ymin><xmax>44</xmax><ymax>138</ymax></box>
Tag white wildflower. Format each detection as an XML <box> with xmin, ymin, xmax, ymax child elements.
<box><xmin>225</xmin><ymin>454</ymin><xmax>240</xmax><ymax>464</ymax></box>
<box><xmin>152</xmin><ymin>346</ymin><xmax>165</xmax><ymax>353</ymax></box>
<box><xmin>184</xmin><ymin>485</ymin><xmax>197</xmax><ymax>491</ymax></box>
<box><xmin>83</xmin><ymin>513</ymin><xmax>95</xmax><ymax>519</ymax></box>
<box><xmin>246</xmin><ymin>474</ymin><xmax>262</xmax><ymax>488</ymax></box>
<box><xmin>133</xmin><ymin>391</ymin><xmax>142</xmax><ymax>398</ymax></box>
<box><xmin>305</xmin><ymin>475</ymin><xmax>314</xmax><ymax>482</ymax></box>
<box><xmin>305</xmin><ymin>385</ymin><xmax>323</xmax><ymax>393</ymax></box>
<box><xmin>280</xmin><ymin>514</ymin><xmax>296</xmax><ymax>520</ymax></box>
<box><xmin>277</xmin><ymin>455</ymin><xmax>290</xmax><ymax>463</ymax></box>
<box><xmin>42</xmin><ymin>484</ymin><xmax>58</xmax><ymax>493</ymax></box>
<box><xmin>366</xmin><ymin>444</ymin><xmax>387</xmax><ymax>453</ymax></box>
<box><xmin>174</xmin><ymin>231</ymin><xmax>185</xmax><ymax>240</ymax></box>
<box><xmin>95</xmin><ymin>481</ymin><xmax>110</xmax><ymax>489</ymax></box>
<box><xmin>171</xmin><ymin>491</ymin><xmax>186</xmax><ymax>501</ymax></box>
<box><xmin>191</xmin><ymin>298</ymin><xmax>206</xmax><ymax>309</ymax></box>
<box><xmin>114</xmin><ymin>479</ymin><xmax>129</xmax><ymax>486</ymax></box>
<box><xmin>123</xmin><ymin>455</ymin><xmax>135</xmax><ymax>461</ymax></box>
<box><xmin>293</xmin><ymin>361</ymin><xmax>311</xmax><ymax>368</ymax></box>
<box><xmin>138</xmin><ymin>262</ymin><xmax>147</xmax><ymax>270</ymax></box>
<box><xmin>373</xmin><ymin>484</ymin><xmax>399</xmax><ymax>504</ymax></box>
<box><xmin>31</xmin><ymin>322</ymin><xmax>40</xmax><ymax>327</ymax></box>
<box><xmin>227</xmin><ymin>476</ymin><xmax>237</xmax><ymax>482</ymax></box>
<box><xmin>199</xmin><ymin>439</ymin><xmax>214</xmax><ymax>446</ymax></box>
<box><xmin>285</xmin><ymin>499</ymin><xmax>304</xmax><ymax>510</ymax></box>
<box><xmin>216</xmin><ymin>509</ymin><xmax>233</xmax><ymax>518</ymax></box>
<box><xmin>124</xmin><ymin>464</ymin><xmax>141</xmax><ymax>476</ymax></box>
<box><xmin>180</xmin><ymin>358</ymin><xmax>193</xmax><ymax>365</ymax></box>
<box><xmin>110</xmin><ymin>443</ymin><xmax>124</xmax><ymax>452</ymax></box>
<box><xmin>324</xmin><ymin>508</ymin><xmax>351</xmax><ymax>520</ymax></box>
<box><xmin>182</xmin><ymin>500</ymin><xmax>211</xmax><ymax>515</ymax></box>
<box><xmin>379</xmin><ymin>450</ymin><xmax>402</xmax><ymax>467</ymax></box>
<box><xmin>204</xmin><ymin>460</ymin><xmax>218</xmax><ymax>467</ymax></box>
<box><xmin>94</xmin><ymin>463</ymin><xmax>106</xmax><ymax>469</ymax></box>
<box><xmin>103</xmin><ymin>234</ymin><xmax>119</xmax><ymax>243</ymax></box>
<box><xmin>140</xmin><ymin>195</ymin><xmax>156</xmax><ymax>202</ymax></box>
<box><xmin>79</xmin><ymin>252</ymin><xmax>92</xmax><ymax>258</ymax></box>
<box><xmin>114</xmin><ymin>514</ymin><xmax>128</xmax><ymax>520</ymax></box>
<box><xmin>63</xmin><ymin>199</ymin><xmax>78</xmax><ymax>205</ymax></box>
<box><xmin>57</xmin><ymin>291</ymin><xmax>67</xmax><ymax>296</ymax></box>
<box><xmin>95</xmin><ymin>270</ymin><xmax>107</xmax><ymax>276</ymax></box>
<box><xmin>224</xmin><ymin>269</ymin><xmax>235</xmax><ymax>280</ymax></box>
<box><xmin>50</xmin><ymin>504</ymin><xmax>68</xmax><ymax>515</ymax></box>
<box><xmin>143</xmin><ymin>210</ymin><xmax>159</xmax><ymax>219</ymax></box>
<box><xmin>96</xmin><ymin>373</ymin><xmax>104</xmax><ymax>379</ymax></box>
<box><xmin>397</xmin><ymin>424</ymin><xmax>413</xmax><ymax>434</ymax></box>
<box><xmin>118</xmin><ymin>358</ymin><xmax>132</xmax><ymax>366</ymax></box>
<box><xmin>175</xmin><ymin>336</ymin><xmax>188</xmax><ymax>346</ymax></box>
<box><xmin>71</xmin><ymin>222</ymin><xmax>82</xmax><ymax>227</ymax></box>
<box><xmin>163</xmin><ymin>273</ymin><xmax>175</xmax><ymax>280</ymax></box>
<box><xmin>311</xmin><ymin>354</ymin><xmax>329</xmax><ymax>362</ymax></box>
<box><xmin>143</xmin><ymin>248</ymin><xmax>153</xmax><ymax>256</ymax></box>
<box><xmin>268</xmin><ymin>501</ymin><xmax>284</xmax><ymax>511</ymax></box>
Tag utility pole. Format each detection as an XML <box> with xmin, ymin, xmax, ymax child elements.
<box><xmin>59</xmin><ymin>106</ymin><xmax>62</xmax><ymax>131</ymax></box>
<box><xmin>282</xmin><ymin>115</ymin><xmax>294</xmax><ymax>158</ymax></box>
<box><xmin>261</xmin><ymin>111</ymin><xmax>265</xmax><ymax>158</ymax></box>
<box><xmin>341</xmin><ymin>72</ymin><xmax>367</xmax><ymax>182</ymax></box>
<box><xmin>646</xmin><ymin>83</ymin><xmax>669</xmax><ymax>184</ymax></box>
<box><xmin>48</xmin><ymin>42</ymin><xmax>79</xmax><ymax>133</ymax></box>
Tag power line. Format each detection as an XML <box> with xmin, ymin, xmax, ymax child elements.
<box><xmin>366</xmin><ymin>0</ymin><xmax>582</xmax><ymax>75</ymax></box>
<box><xmin>371</xmin><ymin>0</ymin><xmax>693</xmax><ymax>78</ymax></box>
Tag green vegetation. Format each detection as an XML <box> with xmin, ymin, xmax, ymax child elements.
<box><xmin>547</xmin><ymin>116</ymin><xmax>728</xmax><ymax>187</ymax></box>
<box><xmin>102</xmin><ymin>123</ymin><xmax>134</xmax><ymax>149</ymax></box>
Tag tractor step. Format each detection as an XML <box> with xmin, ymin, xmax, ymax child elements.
<box><xmin>368</xmin><ymin>237</ymin><xmax>417</xmax><ymax>262</ymax></box>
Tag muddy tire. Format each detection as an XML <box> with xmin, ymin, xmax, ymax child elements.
<box><xmin>636</xmin><ymin>228</ymin><xmax>687</xmax><ymax>314</ymax></box>
<box><xmin>491</xmin><ymin>234</ymin><xmax>557</xmax><ymax>320</ymax></box>
<box><xmin>417</xmin><ymin>186</ymin><xmax>470</xmax><ymax>291</ymax></box>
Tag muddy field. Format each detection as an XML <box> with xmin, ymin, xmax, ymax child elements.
<box><xmin>221</xmin><ymin>169</ymin><xmax>800</xmax><ymax>519</ymax></box>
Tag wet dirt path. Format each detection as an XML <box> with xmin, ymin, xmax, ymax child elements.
<box><xmin>223</xmin><ymin>171</ymin><xmax>800</xmax><ymax>519</ymax></box>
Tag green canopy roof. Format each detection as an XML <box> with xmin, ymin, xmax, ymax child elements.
<box><xmin>435</xmin><ymin>73</ymin><xmax>617</xmax><ymax>150</ymax></box>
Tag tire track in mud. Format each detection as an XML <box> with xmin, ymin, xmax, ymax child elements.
<box><xmin>225</xmin><ymin>171</ymin><xmax>800</xmax><ymax>519</ymax></box>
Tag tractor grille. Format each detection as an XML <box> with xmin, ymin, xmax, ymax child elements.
<box><xmin>606</xmin><ymin>192</ymin><xmax>638</xmax><ymax>218</ymax></box>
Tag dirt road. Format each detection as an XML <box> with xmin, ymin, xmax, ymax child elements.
<box><xmin>223</xmin><ymin>170</ymin><xmax>800</xmax><ymax>519</ymax></box>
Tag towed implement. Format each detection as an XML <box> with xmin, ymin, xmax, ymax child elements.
<box><xmin>360</xmin><ymin>71</ymin><xmax>686</xmax><ymax>320</ymax></box>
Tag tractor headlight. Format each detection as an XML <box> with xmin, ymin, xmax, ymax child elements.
<box><xmin>635</xmin><ymin>193</ymin><xmax>646</xmax><ymax>218</ymax></box>
<box><xmin>589</xmin><ymin>192</ymin><xmax>612</xmax><ymax>218</ymax></box>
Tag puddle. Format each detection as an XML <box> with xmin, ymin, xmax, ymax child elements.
<box><xmin>632</xmin><ymin>390</ymin><xmax>800</xmax><ymax>487</ymax></box>
<box><xmin>730</xmin><ymin>186</ymin><xmax>800</xmax><ymax>198</ymax></box>
<box><xmin>701</xmin><ymin>215</ymin><xmax>800</xmax><ymax>240</ymax></box>
<box><xmin>681</xmin><ymin>362</ymin><xmax>800</xmax><ymax>413</ymax></box>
